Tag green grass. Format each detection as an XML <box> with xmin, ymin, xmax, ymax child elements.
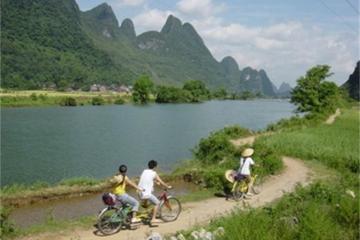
<box><xmin>259</xmin><ymin>109</ymin><xmax>359</xmax><ymax>173</ymax></box>
<box><xmin>1</xmin><ymin>214</ymin><xmax>95</xmax><ymax>240</ymax></box>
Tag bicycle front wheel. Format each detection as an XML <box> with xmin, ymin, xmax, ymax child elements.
<box><xmin>97</xmin><ymin>207</ymin><xmax>123</xmax><ymax>235</ymax></box>
<box><xmin>159</xmin><ymin>197</ymin><xmax>182</xmax><ymax>222</ymax></box>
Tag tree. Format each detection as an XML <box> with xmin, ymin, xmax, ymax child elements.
<box><xmin>132</xmin><ymin>75</ymin><xmax>154</xmax><ymax>104</ymax></box>
<box><xmin>291</xmin><ymin>65</ymin><xmax>340</xmax><ymax>113</ymax></box>
<box><xmin>183</xmin><ymin>80</ymin><xmax>210</xmax><ymax>102</ymax></box>
<box><xmin>212</xmin><ymin>88</ymin><xmax>227</xmax><ymax>99</ymax></box>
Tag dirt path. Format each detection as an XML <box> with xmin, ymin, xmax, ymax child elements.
<box><xmin>21</xmin><ymin>156</ymin><xmax>312</xmax><ymax>240</ymax></box>
<box><xmin>325</xmin><ymin>108</ymin><xmax>341</xmax><ymax>124</ymax></box>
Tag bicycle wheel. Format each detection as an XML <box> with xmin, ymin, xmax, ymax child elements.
<box><xmin>232</xmin><ymin>182</ymin><xmax>245</xmax><ymax>201</ymax></box>
<box><xmin>97</xmin><ymin>207</ymin><xmax>123</xmax><ymax>235</ymax></box>
<box><xmin>159</xmin><ymin>197</ymin><xmax>182</xmax><ymax>222</ymax></box>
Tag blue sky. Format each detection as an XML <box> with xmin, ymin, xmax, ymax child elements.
<box><xmin>76</xmin><ymin>0</ymin><xmax>359</xmax><ymax>87</ymax></box>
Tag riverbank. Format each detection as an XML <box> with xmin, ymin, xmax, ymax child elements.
<box><xmin>0</xmin><ymin>90</ymin><xmax>131</xmax><ymax>107</ymax></box>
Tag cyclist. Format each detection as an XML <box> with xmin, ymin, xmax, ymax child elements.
<box><xmin>110</xmin><ymin>164</ymin><xmax>143</xmax><ymax>223</ymax></box>
<box><xmin>138</xmin><ymin>160</ymin><xmax>172</xmax><ymax>226</ymax></box>
<box><xmin>235</xmin><ymin>148</ymin><xmax>256</xmax><ymax>196</ymax></box>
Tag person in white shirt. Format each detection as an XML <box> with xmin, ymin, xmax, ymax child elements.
<box><xmin>236</xmin><ymin>148</ymin><xmax>256</xmax><ymax>195</ymax></box>
<box><xmin>138</xmin><ymin>160</ymin><xmax>171</xmax><ymax>226</ymax></box>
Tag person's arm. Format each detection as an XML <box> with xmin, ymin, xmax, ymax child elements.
<box><xmin>155</xmin><ymin>174</ymin><xmax>171</xmax><ymax>189</ymax></box>
<box><xmin>125</xmin><ymin>177</ymin><xmax>143</xmax><ymax>192</ymax></box>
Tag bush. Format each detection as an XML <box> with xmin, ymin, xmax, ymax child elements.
<box><xmin>91</xmin><ymin>96</ymin><xmax>105</xmax><ymax>106</ymax></box>
<box><xmin>59</xmin><ymin>97</ymin><xmax>77</xmax><ymax>106</ymax></box>
<box><xmin>155</xmin><ymin>86</ymin><xmax>192</xmax><ymax>103</ymax></box>
<box><xmin>194</xmin><ymin>132</ymin><xmax>236</xmax><ymax>164</ymax></box>
<box><xmin>0</xmin><ymin>206</ymin><xmax>16</xmax><ymax>236</ymax></box>
<box><xmin>114</xmin><ymin>97</ymin><xmax>125</xmax><ymax>105</ymax></box>
<box><xmin>30</xmin><ymin>93</ymin><xmax>38</xmax><ymax>101</ymax></box>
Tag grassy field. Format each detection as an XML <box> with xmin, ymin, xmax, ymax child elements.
<box><xmin>0</xmin><ymin>89</ymin><xmax>131</xmax><ymax>107</ymax></box>
<box><xmin>179</xmin><ymin>107</ymin><xmax>359</xmax><ymax>240</ymax></box>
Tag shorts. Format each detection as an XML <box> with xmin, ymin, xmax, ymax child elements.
<box><xmin>234</xmin><ymin>173</ymin><xmax>251</xmax><ymax>183</ymax></box>
<box><xmin>140</xmin><ymin>193</ymin><xmax>160</xmax><ymax>205</ymax></box>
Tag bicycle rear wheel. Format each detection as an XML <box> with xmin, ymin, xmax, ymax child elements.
<box><xmin>97</xmin><ymin>207</ymin><xmax>124</xmax><ymax>235</ymax></box>
<box><xmin>232</xmin><ymin>182</ymin><xmax>245</xmax><ymax>201</ymax></box>
<box><xmin>159</xmin><ymin>197</ymin><xmax>182</xmax><ymax>222</ymax></box>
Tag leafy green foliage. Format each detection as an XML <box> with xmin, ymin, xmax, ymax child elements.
<box><xmin>291</xmin><ymin>65</ymin><xmax>341</xmax><ymax>114</ymax></box>
<box><xmin>0</xmin><ymin>206</ymin><xmax>16</xmax><ymax>236</ymax></box>
<box><xmin>155</xmin><ymin>86</ymin><xmax>192</xmax><ymax>103</ymax></box>
<box><xmin>114</xmin><ymin>97</ymin><xmax>125</xmax><ymax>105</ymax></box>
<box><xmin>132</xmin><ymin>75</ymin><xmax>154</xmax><ymax>104</ymax></box>
<box><xmin>183</xmin><ymin>80</ymin><xmax>210</xmax><ymax>102</ymax></box>
<box><xmin>91</xmin><ymin>96</ymin><xmax>105</xmax><ymax>105</ymax></box>
<box><xmin>59</xmin><ymin>97</ymin><xmax>77</xmax><ymax>106</ymax></box>
<box><xmin>212</xmin><ymin>88</ymin><xmax>228</xmax><ymax>99</ymax></box>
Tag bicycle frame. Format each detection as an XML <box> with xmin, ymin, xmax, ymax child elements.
<box><xmin>136</xmin><ymin>189</ymin><xmax>171</xmax><ymax>219</ymax></box>
<box><xmin>231</xmin><ymin>174</ymin><xmax>257</xmax><ymax>193</ymax></box>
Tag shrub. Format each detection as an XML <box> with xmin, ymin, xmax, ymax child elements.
<box><xmin>91</xmin><ymin>96</ymin><xmax>105</xmax><ymax>106</ymax></box>
<box><xmin>194</xmin><ymin>132</ymin><xmax>236</xmax><ymax>164</ymax></box>
<box><xmin>114</xmin><ymin>97</ymin><xmax>125</xmax><ymax>105</ymax></box>
<box><xmin>0</xmin><ymin>206</ymin><xmax>16</xmax><ymax>236</ymax></box>
<box><xmin>59</xmin><ymin>97</ymin><xmax>77</xmax><ymax>106</ymax></box>
<box><xmin>38</xmin><ymin>94</ymin><xmax>48</xmax><ymax>101</ymax></box>
<box><xmin>30</xmin><ymin>93</ymin><xmax>37</xmax><ymax>101</ymax></box>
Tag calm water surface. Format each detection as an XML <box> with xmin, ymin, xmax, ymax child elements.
<box><xmin>1</xmin><ymin>100</ymin><xmax>295</xmax><ymax>186</ymax></box>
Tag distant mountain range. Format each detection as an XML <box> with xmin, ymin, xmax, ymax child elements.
<box><xmin>2</xmin><ymin>0</ymin><xmax>281</xmax><ymax>96</ymax></box>
<box><xmin>342</xmin><ymin>61</ymin><xmax>359</xmax><ymax>101</ymax></box>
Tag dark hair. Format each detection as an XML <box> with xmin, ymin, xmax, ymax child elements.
<box><xmin>148</xmin><ymin>160</ymin><xmax>157</xmax><ymax>169</ymax></box>
<box><xmin>119</xmin><ymin>164</ymin><xmax>127</xmax><ymax>173</ymax></box>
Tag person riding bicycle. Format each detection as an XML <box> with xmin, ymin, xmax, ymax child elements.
<box><xmin>138</xmin><ymin>160</ymin><xmax>172</xmax><ymax>226</ymax></box>
<box><xmin>110</xmin><ymin>164</ymin><xmax>143</xmax><ymax>223</ymax></box>
<box><xmin>235</xmin><ymin>148</ymin><xmax>256</xmax><ymax>196</ymax></box>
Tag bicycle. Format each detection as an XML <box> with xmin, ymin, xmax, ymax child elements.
<box><xmin>231</xmin><ymin>174</ymin><xmax>259</xmax><ymax>201</ymax></box>
<box><xmin>225</xmin><ymin>169</ymin><xmax>260</xmax><ymax>201</ymax></box>
<box><xmin>97</xmin><ymin>189</ymin><xmax>182</xmax><ymax>235</ymax></box>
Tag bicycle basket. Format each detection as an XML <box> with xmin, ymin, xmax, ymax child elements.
<box><xmin>102</xmin><ymin>193</ymin><xmax>116</xmax><ymax>206</ymax></box>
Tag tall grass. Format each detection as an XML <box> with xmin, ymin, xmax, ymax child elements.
<box><xmin>260</xmin><ymin>109</ymin><xmax>359</xmax><ymax>174</ymax></box>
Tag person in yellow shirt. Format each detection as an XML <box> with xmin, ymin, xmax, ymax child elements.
<box><xmin>111</xmin><ymin>164</ymin><xmax>143</xmax><ymax>223</ymax></box>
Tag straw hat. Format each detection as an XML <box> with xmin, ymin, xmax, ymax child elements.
<box><xmin>225</xmin><ymin>170</ymin><xmax>236</xmax><ymax>183</ymax></box>
<box><xmin>242</xmin><ymin>148</ymin><xmax>254</xmax><ymax>157</ymax></box>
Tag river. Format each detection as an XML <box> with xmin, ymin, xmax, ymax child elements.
<box><xmin>1</xmin><ymin>100</ymin><xmax>295</xmax><ymax>187</ymax></box>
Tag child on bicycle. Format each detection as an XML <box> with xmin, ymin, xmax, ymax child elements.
<box><xmin>110</xmin><ymin>164</ymin><xmax>144</xmax><ymax>223</ymax></box>
<box><xmin>235</xmin><ymin>148</ymin><xmax>255</xmax><ymax>196</ymax></box>
<box><xmin>138</xmin><ymin>160</ymin><xmax>172</xmax><ymax>226</ymax></box>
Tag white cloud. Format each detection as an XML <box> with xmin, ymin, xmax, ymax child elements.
<box><xmin>190</xmin><ymin>18</ymin><xmax>357</xmax><ymax>85</ymax></box>
<box><xmin>176</xmin><ymin>0</ymin><xmax>226</xmax><ymax>17</ymax></box>
<box><xmin>133</xmin><ymin>9</ymin><xmax>174</xmax><ymax>31</ymax></box>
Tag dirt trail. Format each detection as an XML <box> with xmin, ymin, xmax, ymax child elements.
<box><xmin>325</xmin><ymin>108</ymin><xmax>341</xmax><ymax>124</ymax></box>
<box><xmin>22</xmin><ymin>156</ymin><xmax>312</xmax><ymax>240</ymax></box>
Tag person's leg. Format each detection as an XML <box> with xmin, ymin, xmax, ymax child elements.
<box><xmin>117</xmin><ymin>194</ymin><xmax>140</xmax><ymax>222</ymax></box>
<box><xmin>245</xmin><ymin>175</ymin><xmax>253</xmax><ymax>195</ymax></box>
<box><xmin>148</xmin><ymin>194</ymin><xmax>160</xmax><ymax>223</ymax></box>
